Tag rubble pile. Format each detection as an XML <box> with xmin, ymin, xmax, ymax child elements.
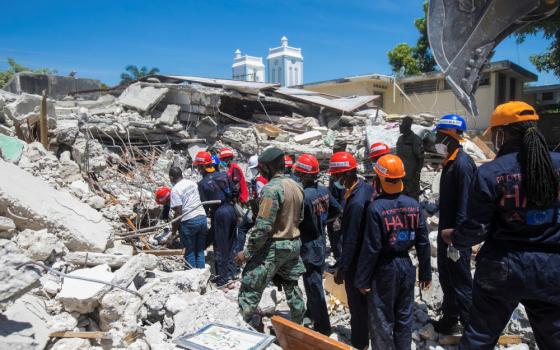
<box><xmin>0</xmin><ymin>76</ymin><xmax>530</xmax><ymax>350</ymax></box>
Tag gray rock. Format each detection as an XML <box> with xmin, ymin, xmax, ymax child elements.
<box><xmin>157</xmin><ymin>104</ymin><xmax>180</xmax><ymax>125</ymax></box>
<box><xmin>0</xmin><ymin>239</ymin><xmax>42</xmax><ymax>306</ymax></box>
<box><xmin>0</xmin><ymin>294</ymin><xmax>50</xmax><ymax>350</ymax></box>
<box><xmin>14</xmin><ymin>229</ymin><xmax>66</xmax><ymax>261</ymax></box>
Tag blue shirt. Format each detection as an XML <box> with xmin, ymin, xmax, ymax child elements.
<box><xmin>197</xmin><ymin>171</ymin><xmax>233</xmax><ymax>218</ymax></box>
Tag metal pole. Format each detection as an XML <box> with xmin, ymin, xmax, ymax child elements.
<box><xmin>39</xmin><ymin>90</ymin><xmax>48</xmax><ymax>148</ymax></box>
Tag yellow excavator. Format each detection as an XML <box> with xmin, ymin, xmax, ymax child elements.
<box><xmin>427</xmin><ymin>0</ymin><xmax>559</xmax><ymax>117</ymax></box>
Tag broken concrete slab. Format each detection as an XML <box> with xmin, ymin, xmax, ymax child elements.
<box><xmin>65</xmin><ymin>252</ymin><xmax>131</xmax><ymax>268</ymax></box>
<box><xmin>13</xmin><ymin>229</ymin><xmax>67</xmax><ymax>261</ymax></box>
<box><xmin>0</xmin><ymin>294</ymin><xmax>50</xmax><ymax>350</ymax></box>
<box><xmin>118</xmin><ymin>83</ymin><xmax>169</xmax><ymax>113</ymax></box>
<box><xmin>293</xmin><ymin>130</ymin><xmax>323</xmax><ymax>144</ymax></box>
<box><xmin>5</xmin><ymin>93</ymin><xmax>56</xmax><ymax>122</ymax></box>
<box><xmin>155</xmin><ymin>266</ymin><xmax>211</xmax><ymax>294</ymax></box>
<box><xmin>157</xmin><ymin>104</ymin><xmax>180</xmax><ymax>126</ymax></box>
<box><xmin>0</xmin><ymin>134</ymin><xmax>25</xmax><ymax>163</ymax></box>
<box><xmin>57</xmin><ymin>264</ymin><xmax>115</xmax><ymax>313</ymax></box>
<box><xmin>112</xmin><ymin>253</ymin><xmax>159</xmax><ymax>288</ymax></box>
<box><xmin>0</xmin><ymin>239</ymin><xmax>42</xmax><ymax>306</ymax></box>
<box><xmin>0</xmin><ymin>216</ymin><xmax>16</xmax><ymax>239</ymax></box>
<box><xmin>0</xmin><ymin>159</ymin><xmax>111</xmax><ymax>252</ymax></box>
<box><xmin>195</xmin><ymin>116</ymin><xmax>218</xmax><ymax>139</ymax></box>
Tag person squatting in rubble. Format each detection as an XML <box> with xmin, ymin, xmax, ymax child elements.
<box><xmin>355</xmin><ymin>154</ymin><xmax>432</xmax><ymax>350</ymax></box>
<box><xmin>193</xmin><ymin>151</ymin><xmax>238</xmax><ymax>288</ymax></box>
<box><xmin>235</xmin><ymin>147</ymin><xmax>306</xmax><ymax>328</ymax></box>
<box><xmin>397</xmin><ymin>116</ymin><xmax>424</xmax><ymax>200</ymax></box>
<box><xmin>430</xmin><ymin>114</ymin><xmax>476</xmax><ymax>335</ymax></box>
<box><xmin>168</xmin><ymin>166</ymin><xmax>208</xmax><ymax>269</ymax></box>
<box><xmin>329</xmin><ymin>151</ymin><xmax>373</xmax><ymax>350</ymax></box>
<box><xmin>442</xmin><ymin>101</ymin><xmax>560</xmax><ymax>350</ymax></box>
<box><xmin>293</xmin><ymin>153</ymin><xmax>342</xmax><ymax>335</ymax></box>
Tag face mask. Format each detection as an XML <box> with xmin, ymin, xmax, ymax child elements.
<box><xmin>435</xmin><ymin>143</ymin><xmax>448</xmax><ymax>156</ymax></box>
<box><xmin>334</xmin><ymin>180</ymin><xmax>346</xmax><ymax>190</ymax></box>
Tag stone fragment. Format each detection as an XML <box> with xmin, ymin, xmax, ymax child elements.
<box><xmin>57</xmin><ymin>264</ymin><xmax>114</xmax><ymax>313</ymax></box>
<box><xmin>50</xmin><ymin>338</ymin><xmax>91</xmax><ymax>350</ymax></box>
<box><xmin>157</xmin><ymin>104</ymin><xmax>180</xmax><ymax>125</ymax></box>
<box><xmin>112</xmin><ymin>253</ymin><xmax>159</xmax><ymax>288</ymax></box>
<box><xmin>14</xmin><ymin>229</ymin><xmax>66</xmax><ymax>261</ymax></box>
<box><xmin>144</xmin><ymin>322</ymin><xmax>176</xmax><ymax>350</ymax></box>
<box><xmin>293</xmin><ymin>130</ymin><xmax>323</xmax><ymax>144</ymax></box>
<box><xmin>156</xmin><ymin>266</ymin><xmax>211</xmax><ymax>294</ymax></box>
<box><xmin>0</xmin><ymin>216</ymin><xmax>16</xmax><ymax>239</ymax></box>
<box><xmin>118</xmin><ymin>83</ymin><xmax>169</xmax><ymax>112</ymax></box>
<box><xmin>40</xmin><ymin>273</ymin><xmax>62</xmax><ymax>295</ymax></box>
<box><xmin>64</xmin><ymin>252</ymin><xmax>131</xmax><ymax>268</ymax></box>
<box><xmin>87</xmin><ymin>195</ymin><xmax>106</xmax><ymax>209</ymax></box>
<box><xmin>0</xmin><ymin>239</ymin><xmax>42</xmax><ymax>306</ymax></box>
<box><xmin>0</xmin><ymin>294</ymin><xmax>50</xmax><ymax>350</ymax></box>
<box><xmin>46</xmin><ymin>312</ymin><xmax>78</xmax><ymax>333</ymax></box>
<box><xmin>0</xmin><ymin>159</ymin><xmax>111</xmax><ymax>252</ymax></box>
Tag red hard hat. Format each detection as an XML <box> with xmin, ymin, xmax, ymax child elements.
<box><xmin>328</xmin><ymin>152</ymin><xmax>357</xmax><ymax>174</ymax></box>
<box><xmin>284</xmin><ymin>155</ymin><xmax>294</xmax><ymax>169</ymax></box>
<box><xmin>155</xmin><ymin>186</ymin><xmax>171</xmax><ymax>205</ymax></box>
<box><xmin>294</xmin><ymin>154</ymin><xmax>319</xmax><ymax>174</ymax></box>
<box><xmin>193</xmin><ymin>151</ymin><xmax>213</xmax><ymax>166</ymax></box>
<box><xmin>219</xmin><ymin>147</ymin><xmax>234</xmax><ymax>160</ymax></box>
<box><xmin>369</xmin><ymin>142</ymin><xmax>390</xmax><ymax>160</ymax></box>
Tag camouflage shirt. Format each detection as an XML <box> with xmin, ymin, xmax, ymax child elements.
<box><xmin>243</xmin><ymin>174</ymin><xmax>304</xmax><ymax>259</ymax></box>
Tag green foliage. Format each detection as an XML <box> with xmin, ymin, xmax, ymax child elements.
<box><xmin>387</xmin><ymin>1</ymin><xmax>436</xmax><ymax>75</ymax></box>
<box><xmin>0</xmin><ymin>58</ymin><xmax>57</xmax><ymax>88</ymax></box>
<box><xmin>119</xmin><ymin>65</ymin><xmax>160</xmax><ymax>84</ymax></box>
<box><xmin>515</xmin><ymin>10</ymin><xmax>560</xmax><ymax>78</ymax></box>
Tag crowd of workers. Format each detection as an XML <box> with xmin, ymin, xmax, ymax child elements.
<box><xmin>154</xmin><ymin>101</ymin><xmax>560</xmax><ymax>350</ymax></box>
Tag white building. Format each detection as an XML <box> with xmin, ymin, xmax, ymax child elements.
<box><xmin>231</xmin><ymin>49</ymin><xmax>265</xmax><ymax>82</ymax></box>
<box><xmin>266</xmin><ymin>36</ymin><xmax>303</xmax><ymax>87</ymax></box>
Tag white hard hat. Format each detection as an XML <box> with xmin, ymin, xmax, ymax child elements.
<box><xmin>248</xmin><ymin>155</ymin><xmax>259</xmax><ymax>169</ymax></box>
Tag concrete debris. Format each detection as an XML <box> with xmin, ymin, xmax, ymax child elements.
<box><xmin>293</xmin><ymin>130</ymin><xmax>323</xmax><ymax>144</ymax></box>
<box><xmin>13</xmin><ymin>229</ymin><xmax>67</xmax><ymax>261</ymax></box>
<box><xmin>50</xmin><ymin>338</ymin><xmax>92</xmax><ymax>350</ymax></box>
<box><xmin>195</xmin><ymin>115</ymin><xmax>218</xmax><ymax>139</ymax></box>
<box><xmin>57</xmin><ymin>264</ymin><xmax>115</xmax><ymax>313</ymax></box>
<box><xmin>0</xmin><ymin>216</ymin><xmax>16</xmax><ymax>238</ymax></box>
<box><xmin>0</xmin><ymin>240</ymin><xmax>42</xmax><ymax>306</ymax></box>
<box><xmin>118</xmin><ymin>83</ymin><xmax>169</xmax><ymax>113</ymax></box>
<box><xmin>0</xmin><ymin>294</ymin><xmax>50</xmax><ymax>350</ymax></box>
<box><xmin>157</xmin><ymin>104</ymin><xmax>180</xmax><ymax>126</ymax></box>
<box><xmin>64</xmin><ymin>252</ymin><xmax>131</xmax><ymax>268</ymax></box>
<box><xmin>46</xmin><ymin>312</ymin><xmax>79</xmax><ymax>333</ymax></box>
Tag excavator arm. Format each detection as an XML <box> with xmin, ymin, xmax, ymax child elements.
<box><xmin>427</xmin><ymin>0</ymin><xmax>559</xmax><ymax>117</ymax></box>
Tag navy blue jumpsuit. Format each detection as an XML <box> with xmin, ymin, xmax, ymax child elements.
<box><xmin>198</xmin><ymin>171</ymin><xmax>237</xmax><ymax>286</ymax></box>
<box><xmin>328</xmin><ymin>180</ymin><xmax>346</xmax><ymax>262</ymax></box>
<box><xmin>338</xmin><ymin>179</ymin><xmax>373</xmax><ymax>349</ymax></box>
<box><xmin>437</xmin><ymin>148</ymin><xmax>476</xmax><ymax>326</ymax></box>
<box><xmin>299</xmin><ymin>182</ymin><xmax>342</xmax><ymax>335</ymax></box>
<box><xmin>452</xmin><ymin>143</ymin><xmax>560</xmax><ymax>350</ymax></box>
<box><xmin>355</xmin><ymin>193</ymin><xmax>431</xmax><ymax>350</ymax></box>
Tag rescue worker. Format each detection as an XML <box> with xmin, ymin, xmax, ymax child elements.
<box><xmin>327</xmin><ymin>140</ymin><xmax>348</xmax><ymax>264</ymax></box>
<box><xmin>235</xmin><ymin>147</ymin><xmax>306</xmax><ymax>328</ymax></box>
<box><xmin>397</xmin><ymin>116</ymin><xmax>424</xmax><ymax>200</ymax></box>
<box><xmin>284</xmin><ymin>155</ymin><xmax>294</xmax><ymax>174</ymax></box>
<box><xmin>193</xmin><ymin>151</ymin><xmax>237</xmax><ymax>287</ymax></box>
<box><xmin>169</xmin><ymin>166</ymin><xmax>208</xmax><ymax>268</ymax></box>
<box><xmin>155</xmin><ymin>186</ymin><xmax>171</xmax><ymax>221</ymax></box>
<box><xmin>294</xmin><ymin>154</ymin><xmax>342</xmax><ymax>335</ymax></box>
<box><xmin>367</xmin><ymin>142</ymin><xmax>391</xmax><ymax>197</ymax></box>
<box><xmin>329</xmin><ymin>151</ymin><xmax>372</xmax><ymax>350</ymax></box>
<box><xmin>442</xmin><ymin>101</ymin><xmax>560</xmax><ymax>350</ymax></box>
<box><xmin>430</xmin><ymin>114</ymin><xmax>476</xmax><ymax>334</ymax></box>
<box><xmin>219</xmin><ymin>147</ymin><xmax>249</xmax><ymax>204</ymax></box>
<box><xmin>355</xmin><ymin>154</ymin><xmax>432</xmax><ymax>350</ymax></box>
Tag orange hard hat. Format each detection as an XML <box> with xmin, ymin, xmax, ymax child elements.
<box><xmin>369</xmin><ymin>142</ymin><xmax>390</xmax><ymax>160</ymax></box>
<box><xmin>485</xmin><ymin>101</ymin><xmax>539</xmax><ymax>134</ymax></box>
<box><xmin>328</xmin><ymin>152</ymin><xmax>357</xmax><ymax>174</ymax></box>
<box><xmin>155</xmin><ymin>186</ymin><xmax>171</xmax><ymax>205</ymax></box>
<box><xmin>374</xmin><ymin>154</ymin><xmax>405</xmax><ymax>194</ymax></box>
<box><xmin>193</xmin><ymin>151</ymin><xmax>213</xmax><ymax>166</ymax></box>
<box><xmin>294</xmin><ymin>154</ymin><xmax>319</xmax><ymax>174</ymax></box>
<box><xmin>218</xmin><ymin>147</ymin><xmax>235</xmax><ymax>160</ymax></box>
<box><xmin>284</xmin><ymin>155</ymin><xmax>294</xmax><ymax>169</ymax></box>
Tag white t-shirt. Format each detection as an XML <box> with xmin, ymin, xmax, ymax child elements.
<box><xmin>170</xmin><ymin>178</ymin><xmax>206</xmax><ymax>222</ymax></box>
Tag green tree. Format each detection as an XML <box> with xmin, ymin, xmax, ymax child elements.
<box><xmin>515</xmin><ymin>10</ymin><xmax>560</xmax><ymax>78</ymax></box>
<box><xmin>120</xmin><ymin>65</ymin><xmax>160</xmax><ymax>84</ymax></box>
<box><xmin>387</xmin><ymin>1</ymin><xmax>436</xmax><ymax>75</ymax></box>
<box><xmin>0</xmin><ymin>58</ymin><xmax>57</xmax><ymax>88</ymax></box>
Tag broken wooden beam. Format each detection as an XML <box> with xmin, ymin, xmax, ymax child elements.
<box><xmin>271</xmin><ymin>316</ymin><xmax>351</xmax><ymax>350</ymax></box>
<box><xmin>323</xmin><ymin>272</ymin><xmax>348</xmax><ymax>307</ymax></box>
<box><xmin>49</xmin><ymin>331</ymin><xmax>111</xmax><ymax>340</ymax></box>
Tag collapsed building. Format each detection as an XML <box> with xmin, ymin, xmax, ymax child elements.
<box><xmin>0</xmin><ymin>74</ymin><xmax>531</xmax><ymax>350</ymax></box>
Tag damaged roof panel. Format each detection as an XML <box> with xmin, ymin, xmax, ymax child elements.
<box><xmin>154</xmin><ymin>75</ymin><xmax>279</xmax><ymax>94</ymax></box>
<box><xmin>274</xmin><ymin>88</ymin><xmax>379</xmax><ymax>113</ymax></box>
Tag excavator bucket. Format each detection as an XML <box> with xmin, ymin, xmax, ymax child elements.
<box><xmin>427</xmin><ymin>0</ymin><xmax>559</xmax><ymax>117</ymax></box>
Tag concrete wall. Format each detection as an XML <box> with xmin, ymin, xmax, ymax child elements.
<box><xmin>4</xmin><ymin>73</ymin><xmax>101</xmax><ymax>100</ymax></box>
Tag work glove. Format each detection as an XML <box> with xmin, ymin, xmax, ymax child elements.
<box><xmin>447</xmin><ymin>245</ymin><xmax>461</xmax><ymax>262</ymax></box>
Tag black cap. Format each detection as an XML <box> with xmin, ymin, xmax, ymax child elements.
<box><xmin>258</xmin><ymin>147</ymin><xmax>284</xmax><ymax>164</ymax></box>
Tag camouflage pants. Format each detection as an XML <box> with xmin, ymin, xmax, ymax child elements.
<box><xmin>238</xmin><ymin>239</ymin><xmax>306</xmax><ymax>324</ymax></box>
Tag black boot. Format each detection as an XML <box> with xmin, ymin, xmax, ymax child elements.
<box><xmin>430</xmin><ymin>317</ymin><xmax>461</xmax><ymax>335</ymax></box>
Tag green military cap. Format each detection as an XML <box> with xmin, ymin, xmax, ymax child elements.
<box><xmin>258</xmin><ymin>147</ymin><xmax>284</xmax><ymax>164</ymax></box>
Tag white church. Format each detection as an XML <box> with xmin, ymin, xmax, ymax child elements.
<box><xmin>232</xmin><ymin>36</ymin><xmax>303</xmax><ymax>87</ymax></box>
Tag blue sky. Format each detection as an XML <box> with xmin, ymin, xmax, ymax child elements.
<box><xmin>1</xmin><ymin>0</ymin><xmax>558</xmax><ymax>86</ymax></box>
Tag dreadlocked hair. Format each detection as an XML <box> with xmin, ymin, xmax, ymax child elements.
<box><xmin>508</xmin><ymin>120</ymin><xmax>558</xmax><ymax>208</ymax></box>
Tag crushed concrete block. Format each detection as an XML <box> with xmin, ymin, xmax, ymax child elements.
<box><xmin>98</xmin><ymin>289</ymin><xmax>144</xmax><ymax>347</ymax></box>
<box><xmin>195</xmin><ymin>116</ymin><xmax>218</xmax><ymax>139</ymax></box>
<box><xmin>157</xmin><ymin>104</ymin><xmax>180</xmax><ymax>125</ymax></box>
<box><xmin>50</xmin><ymin>338</ymin><xmax>91</xmax><ymax>350</ymax></box>
<box><xmin>0</xmin><ymin>239</ymin><xmax>42</xmax><ymax>306</ymax></box>
<box><xmin>87</xmin><ymin>195</ymin><xmax>106</xmax><ymax>209</ymax></box>
<box><xmin>40</xmin><ymin>273</ymin><xmax>62</xmax><ymax>295</ymax></box>
<box><xmin>165</xmin><ymin>292</ymin><xmax>196</xmax><ymax>315</ymax></box>
<box><xmin>5</xmin><ymin>93</ymin><xmax>55</xmax><ymax>122</ymax></box>
<box><xmin>118</xmin><ymin>83</ymin><xmax>169</xmax><ymax>113</ymax></box>
<box><xmin>112</xmin><ymin>253</ymin><xmax>159</xmax><ymax>288</ymax></box>
<box><xmin>144</xmin><ymin>322</ymin><xmax>176</xmax><ymax>350</ymax></box>
<box><xmin>46</xmin><ymin>312</ymin><xmax>78</xmax><ymax>333</ymax></box>
<box><xmin>64</xmin><ymin>251</ymin><xmax>131</xmax><ymax>268</ymax></box>
<box><xmin>0</xmin><ymin>159</ymin><xmax>111</xmax><ymax>252</ymax></box>
<box><xmin>0</xmin><ymin>294</ymin><xmax>50</xmax><ymax>350</ymax></box>
<box><xmin>0</xmin><ymin>216</ymin><xmax>16</xmax><ymax>238</ymax></box>
<box><xmin>156</xmin><ymin>266</ymin><xmax>211</xmax><ymax>294</ymax></box>
<box><xmin>14</xmin><ymin>229</ymin><xmax>66</xmax><ymax>261</ymax></box>
<box><xmin>293</xmin><ymin>130</ymin><xmax>323</xmax><ymax>144</ymax></box>
<box><xmin>71</xmin><ymin>137</ymin><xmax>107</xmax><ymax>172</ymax></box>
<box><xmin>57</xmin><ymin>264</ymin><xmax>114</xmax><ymax>313</ymax></box>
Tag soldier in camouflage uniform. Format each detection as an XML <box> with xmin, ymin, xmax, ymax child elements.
<box><xmin>234</xmin><ymin>147</ymin><xmax>306</xmax><ymax>326</ymax></box>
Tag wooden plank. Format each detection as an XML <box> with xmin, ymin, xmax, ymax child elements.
<box><xmin>140</xmin><ymin>249</ymin><xmax>184</xmax><ymax>256</ymax></box>
<box><xmin>271</xmin><ymin>316</ymin><xmax>351</xmax><ymax>350</ymax></box>
<box><xmin>472</xmin><ymin>136</ymin><xmax>496</xmax><ymax>159</ymax></box>
<box><xmin>323</xmin><ymin>272</ymin><xmax>348</xmax><ymax>307</ymax></box>
<box><xmin>439</xmin><ymin>334</ymin><xmax>522</xmax><ymax>346</ymax></box>
<box><xmin>49</xmin><ymin>331</ymin><xmax>111</xmax><ymax>339</ymax></box>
